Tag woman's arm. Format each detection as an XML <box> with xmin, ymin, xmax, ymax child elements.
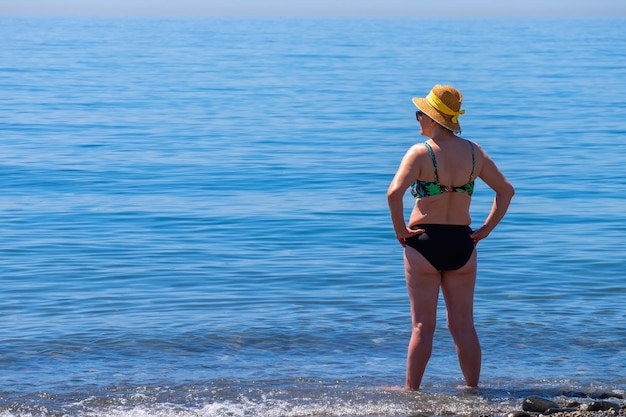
<box><xmin>387</xmin><ymin>145</ymin><xmax>423</xmax><ymax>246</ymax></box>
<box><xmin>471</xmin><ymin>148</ymin><xmax>515</xmax><ymax>243</ymax></box>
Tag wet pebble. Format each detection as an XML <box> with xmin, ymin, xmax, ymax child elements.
<box><xmin>506</xmin><ymin>412</ymin><xmax>532</xmax><ymax>417</ymax></box>
<box><xmin>522</xmin><ymin>396</ymin><xmax>560</xmax><ymax>413</ymax></box>
<box><xmin>567</xmin><ymin>400</ymin><xmax>582</xmax><ymax>408</ymax></box>
<box><xmin>585</xmin><ymin>401</ymin><xmax>621</xmax><ymax>412</ymax></box>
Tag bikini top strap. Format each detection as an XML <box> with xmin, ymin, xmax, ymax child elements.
<box><xmin>424</xmin><ymin>142</ymin><xmax>438</xmax><ymax>181</ymax></box>
<box><xmin>468</xmin><ymin>141</ymin><xmax>475</xmax><ymax>179</ymax></box>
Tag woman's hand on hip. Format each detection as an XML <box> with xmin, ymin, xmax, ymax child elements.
<box><xmin>470</xmin><ymin>226</ymin><xmax>490</xmax><ymax>245</ymax></box>
<box><xmin>396</xmin><ymin>227</ymin><xmax>425</xmax><ymax>247</ymax></box>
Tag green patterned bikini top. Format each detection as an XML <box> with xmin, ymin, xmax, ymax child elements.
<box><xmin>410</xmin><ymin>141</ymin><xmax>475</xmax><ymax>199</ymax></box>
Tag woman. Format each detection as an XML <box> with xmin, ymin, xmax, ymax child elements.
<box><xmin>387</xmin><ymin>85</ymin><xmax>514</xmax><ymax>391</ymax></box>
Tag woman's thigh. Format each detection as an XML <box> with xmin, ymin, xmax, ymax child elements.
<box><xmin>404</xmin><ymin>247</ymin><xmax>442</xmax><ymax>325</ymax></box>
<box><xmin>441</xmin><ymin>249</ymin><xmax>477</xmax><ymax>321</ymax></box>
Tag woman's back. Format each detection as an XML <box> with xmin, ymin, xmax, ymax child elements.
<box><xmin>409</xmin><ymin>136</ymin><xmax>481</xmax><ymax>226</ymax></box>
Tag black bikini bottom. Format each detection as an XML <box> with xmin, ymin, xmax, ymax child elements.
<box><xmin>405</xmin><ymin>224</ymin><xmax>474</xmax><ymax>271</ymax></box>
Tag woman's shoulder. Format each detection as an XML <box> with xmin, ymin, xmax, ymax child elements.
<box><xmin>411</xmin><ymin>140</ymin><xmax>430</xmax><ymax>150</ymax></box>
<box><xmin>462</xmin><ymin>139</ymin><xmax>487</xmax><ymax>158</ymax></box>
<box><xmin>404</xmin><ymin>142</ymin><xmax>430</xmax><ymax>157</ymax></box>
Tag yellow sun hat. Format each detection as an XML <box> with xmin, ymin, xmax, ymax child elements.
<box><xmin>412</xmin><ymin>85</ymin><xmax>465</xmax><ymax>133</ymax></box>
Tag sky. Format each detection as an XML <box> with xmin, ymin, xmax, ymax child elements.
<box><xmin>1</xmin><ymin>0</ymin><xmax>625</xmax><ymax>17</ymax></box>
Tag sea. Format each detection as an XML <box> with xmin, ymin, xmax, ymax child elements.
<box><xmin>1</xmin><ymin>15</ymin><xmax>625</xmax><ymax>417</ymax></box>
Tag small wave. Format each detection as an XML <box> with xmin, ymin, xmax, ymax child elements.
<box><xmin>5</xmin><ymin>378</ymin><xmax>616</xmax><ymax>417</ymax></box>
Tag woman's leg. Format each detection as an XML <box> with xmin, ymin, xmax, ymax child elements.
<box><xmin>404</xmin><ymin>246</ymin><xmax>442</xmax><ymax>390</ymax></box>
<box><xmin>441</xmin><ymin>249</ymin><xmax>481</xmax><ymax>388</ymax></box>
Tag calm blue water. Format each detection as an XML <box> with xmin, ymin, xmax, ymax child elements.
<box><xmin>1</xmin><ymin>16</ymin><xmax>625</xmax><ymax>417</ymax></box>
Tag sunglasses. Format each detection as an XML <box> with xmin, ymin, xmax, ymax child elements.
<box><xmin>415</xmin><ymin>110</ymin><xmax>427</xmax><ymax>121</ymax></box>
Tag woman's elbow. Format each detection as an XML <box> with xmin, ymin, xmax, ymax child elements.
<box><xmin>387</xmin><ymin>181</ymin><xmax>402</xmax><ymax>198</ymax></box>
<box><xmin>387</xmin><ymin>184</ymin><xmax>404</xmax><ymax>202</ymax></box>
<box><xmin>502</xmin><ymin>182</ymin><xmax>515</xmax><ymax>200</ymax></box>
<box><xmin>508</xmin><ymin>181</ymin><xmax>515</xmax><ymax>196</ymax></box>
